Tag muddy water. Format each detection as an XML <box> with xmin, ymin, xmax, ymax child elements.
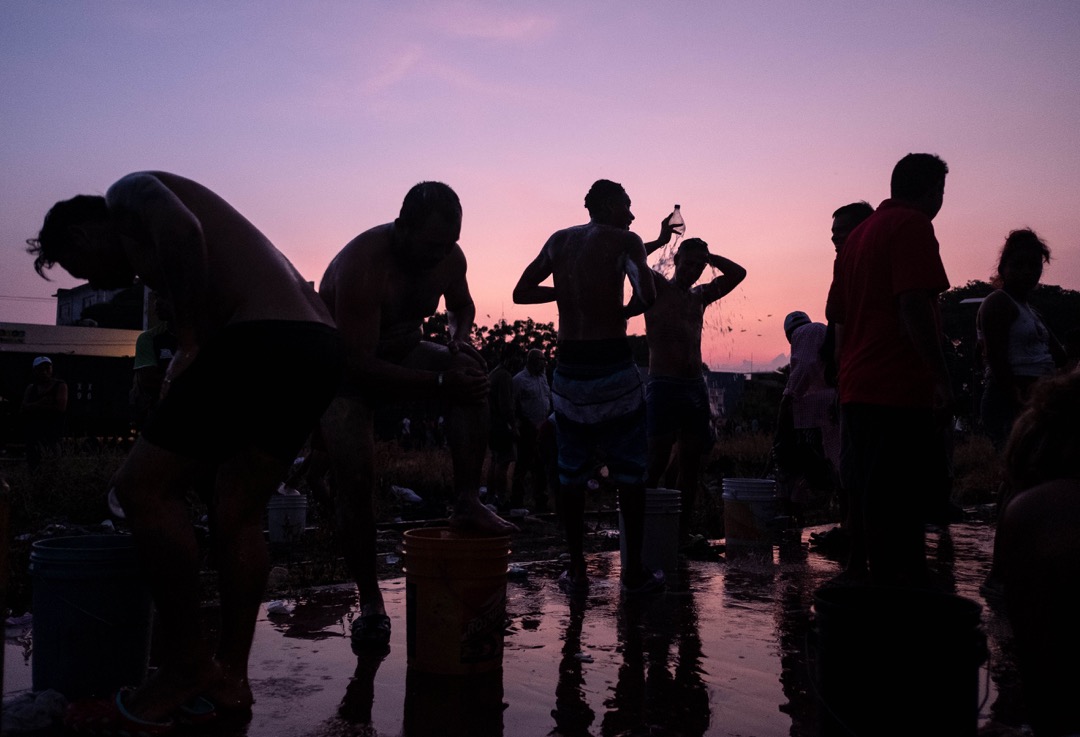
<box><xmin>4</xmin><ymin>523</ymin><xmax>1022</xmax><ymax>736</ymax></box>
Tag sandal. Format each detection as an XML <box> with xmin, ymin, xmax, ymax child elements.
<box><xmin>65</xmin><ymin>688</ymin><xmax>176</xmax><ymax>736</ymax></box>
<box><xmin>557</xmin><ymin>570</ymin><xmax>590</xmax><ymax>597</ymax></box>
<box><xmin>175</xmin><ymin>694</ymin><xmax>253</xmax><ymax>729</ymax></box>
<box><xmin>350</xmin><ymin>613</ymin><xmax>392</xmax><ymax>654</ymax></box>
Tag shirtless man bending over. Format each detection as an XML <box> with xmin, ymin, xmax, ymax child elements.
<box><xmin>318</xmin><ymin>181</ymin><xmax>516</xmax><ymax>651</ymax></box>
<box><xmin>635</xmin><ymin>237</ymin><xmax>746</xmax><ymax>539</ymax></box>
<box><xmin>513</xmin><ymin>179</ymin><xmax>660</xmax><ymax>595</ymax></box>
<box><xmin>27</xmin><ymin>172</ymin><xmax>342</xmax><ymax>730</ymax></box>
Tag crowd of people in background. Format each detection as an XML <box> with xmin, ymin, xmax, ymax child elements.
<box><xmin>16</xmin><ymin>153</ymin><xmax>1080</xmax><ymax>736</ymax></box>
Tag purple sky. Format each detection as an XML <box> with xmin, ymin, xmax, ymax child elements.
<box><xmin>2</xmin><ymin>1</ymin><xmax>1077</xmax><ymax>371</ymax></box>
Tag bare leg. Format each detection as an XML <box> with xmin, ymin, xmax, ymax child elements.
<box><xmin>207</xmin><ymin>448</ymin><xmax>287</xmax><ymax>710</ymax></box>
<box><xmin>445</xmin><ymin>352</ymin><xmax>517</xmax><ymax>535</ymax></box>
<box><xmin>618</xmin><ymin>483</ymin><xmax>647</xmax><ymax>588</ymax></box>
<box><xmin>645</xmin><ymin>433</ymin><xmax>676</xmax><ymax>489</ymax></box>
<box><xmin>559</xmin><ymin>483</ymin><xmax>588</xmax><ymax>580</ymax></box>
<box><xmin>112</xmin><ymin>440</ymin><xmax>220</xmax><ymax>722</ymax></box>
<box><xmin>675</xmin><ymin>430</ymin><xmax>705</xmax><ymax>541</ymax></box>
<box><xmin>321</xmin><ymin>397</ymin><xmax>386</xmax><ymax>619</ymax></box>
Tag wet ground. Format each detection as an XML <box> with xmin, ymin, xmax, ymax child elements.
<box><xmin>4</xmin><ymin>521</ymin><xmax>1031</xmax><ymax>736</ymax></box>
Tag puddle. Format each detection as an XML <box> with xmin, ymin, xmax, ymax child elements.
<box><xmin>4</xmin><ymin>523</ymin><xmax>1023</xmax><ymax>736</ymax></box>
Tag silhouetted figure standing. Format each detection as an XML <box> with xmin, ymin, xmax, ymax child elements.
<box><xmin>20</xmin><ymin>356</ymin><xmax>67</xmax><ymax>470</ymax></box>
<box><xmin>774</xmin><ymin>312</ymin><xmax>837</xmax><ymax>527</ymax></box>
<box><xmin>513</xmin><ymin>179</ymin><xmax>659</xmax><ymax>594</ymax></box>
<box><xmin>486</xmin><ymin>349</ymin><xmax>520</xmax><ymax>508</ymax></box>
<box><xmin>510</xmin><ymin>348</ymin><xmax>552</xmax><ymax>512</ymax></box>
<box><xmin>636</xmin><ymin>236</ymin><xmax>746</xmax><ymax>540</ymax></box>
<box><xmin>825</xmin><ymin>153</ymin><xmax>952</xmax><ymax>587</ymax></box>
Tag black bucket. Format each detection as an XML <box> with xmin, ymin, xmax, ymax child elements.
<box><xmin>30</xmin><ymin>535</ymin><xmax>154</xmax><ymax>699</ymax></box>
<box><xmin>811</xmin><ymin>585</ymin><xmax>987</xmax><ymax>737</ymax></box>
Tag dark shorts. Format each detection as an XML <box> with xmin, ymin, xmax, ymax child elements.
<box><xmin>144</xmin><ymin>321</ymin><xmax>343</xmax><ymax>464</ymax></box>
<box><xmin>552</xmin><ymin>339</ymin><xmax>646</xmax><ymax>487</ymax></box>
<box><xmin>645</xmin><ymin>375</ymin><xmax>713</xmax><ymax>444</ymax></box>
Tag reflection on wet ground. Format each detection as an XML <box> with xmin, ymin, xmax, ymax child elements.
<box><xmin>4</xmin><ymin>523</ymin><xmax>1030</xmax><ymax>736</ymax></box>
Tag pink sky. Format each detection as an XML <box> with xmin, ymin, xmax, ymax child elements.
<box><xmin>2</xmin><ymin>2</ymin><xmax>1077</xmax><ymax>371</ymax></box>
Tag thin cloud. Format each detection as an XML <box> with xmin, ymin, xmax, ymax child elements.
<box><xmin>425</xmin><ymin>3</ymin><xmax>556</xmax><ymax>42</ymax></box>
<box><xmin>364</xmin><ymin>45</ymin><xmax>425</xmax><ymax>96</ymax></box>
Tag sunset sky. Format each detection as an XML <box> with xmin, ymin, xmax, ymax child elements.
<box><xmin>2</xmin><ymin>1</ymin><xmax>1077</xmax><ymax>371</ymax></box>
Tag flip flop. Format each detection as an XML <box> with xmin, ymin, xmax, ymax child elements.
<box><xmin>65</xmin><ymin>688</ymin><xmax>176</xmax><ymax>736</ymax></box>
<box><xmin>175</xmin><ymin>694</ymin><xmax>253</xmax><ymax>730</ymax></box>
<box><xmin>351</xmin><ymin>613</ymin><xmax>392</xmax><ymax>654</ymax></box>
<box><xmin>557</xmin><ymin>570</ymin><xmax>590</xmax><ymax>597</ymax></box>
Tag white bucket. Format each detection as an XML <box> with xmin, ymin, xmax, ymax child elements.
<box><xmin>267</xmin><ymin>494</ymin><xmax>308</xmax><ymax>544</ymax></box>
<box><xmin>722</xmin><ymin>478</ymin><xmax>777</xmax><ymax>550</ymax></box>
<box><xmin>619</xmin><ymin>488</ymin><xmax>682</xmax><ymax>576</ymax></box>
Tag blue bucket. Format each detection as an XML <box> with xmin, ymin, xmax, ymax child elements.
<box><xmin>30</xmin><ymin>535</ymin><xmax>153</xmax><ymax>699</ymax></box>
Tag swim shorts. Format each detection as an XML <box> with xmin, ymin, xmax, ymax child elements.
<box><xmin>645</xmin><ymin>375</ymin><xmax>713</xmax><ymax>444</ymax></box>
<box><xmin>144</xmin><ymin>320</ymin><xmax>343</xmax><ymax>464</ymax></box>
<box><xmin>552</xmin><ymin>339</ymin><xmax>646</xmax><ymax>486</ymax></box>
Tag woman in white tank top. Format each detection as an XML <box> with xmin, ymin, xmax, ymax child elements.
<box><xmin>976</xmin><ymin>228</ymin><xmax>1066</xmax><ymax>447</ymax></box>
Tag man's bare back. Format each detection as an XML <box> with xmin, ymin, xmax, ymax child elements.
<box><xmin>107</xmin><ymin>171</ymin><xmax>330</xmax><ymax>331</ymax></box>
<box><xmin>320</xmin><ymin>222</ymin><xmax>472</xmax><ymax>367</ymax></box>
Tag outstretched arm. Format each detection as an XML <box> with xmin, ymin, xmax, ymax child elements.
<box><xmin>643</xmin><ymin>213</ymin><xmax>676</xmax><ymax>256</ymax></box>
<box><xmin>696</xmin><ymin>253</ymin><xmax>747</xmax><ymax>305</ymax></box>
<box><xmin>513</xmin><ymin>237</ymin><xmax>557</xmax><ymax>304</ymax></box>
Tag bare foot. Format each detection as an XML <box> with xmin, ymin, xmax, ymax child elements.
<box><xmin>449</xmin><ymin>496</ymin><xmax>519</xmax><ymax>535</ymax></box>
<box><xmin>204</xmin><ymin>662</ymin><xmax>255</xmax><ymax>714</ymax></box>
<box><xmin>122</xmin><ymin>659</ymin><xmax>221</xmax><ymax>722</ymax></box>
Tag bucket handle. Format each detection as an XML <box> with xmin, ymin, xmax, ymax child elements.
<box><xmin>53</xmin><ymin>594</ymin><xmax>131</xmax><ymax>627</ymax></box>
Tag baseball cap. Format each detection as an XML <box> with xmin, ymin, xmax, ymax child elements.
<box><xmin>783</xmin><ymin>312</ymin><xmax>811</xmax><ymax>337</ymax></box>
<box><xmin>32</xmin><ymin>356</ymin><xmax>52</xmax><ymax>368</ymax></box>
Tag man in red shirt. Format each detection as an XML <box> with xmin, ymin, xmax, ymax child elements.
<box><xmin>825</xmin><ymin>153</ymin><xmax>952</xmax><ymax>587</ymax></box>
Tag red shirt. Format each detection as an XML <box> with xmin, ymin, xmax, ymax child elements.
<box><xmin>826</xmin><ymin>199</ymin><xmax>949</xmax><ymax>407</ymax></box>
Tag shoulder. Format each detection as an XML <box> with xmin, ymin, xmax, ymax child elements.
<box><xmin>979</xmin><ymin>290</ymin><xmax>1017</xmax><ymax>317</ymax></box>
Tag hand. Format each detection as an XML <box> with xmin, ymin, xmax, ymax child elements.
<box><xmin>449</xmin><ymin>338</ymin><xmax>485</xmax><ymax>364</ymax></box>
<box><xmin>444</xmin><ymin>367</ymin><xmax>489</xmax><ymax>405</ymax></box>
<box><xmin>162</xmin><ymin>346</ymin><xmax>199</xmax><ymax>398</ymax></box>
<box><xmin>658</xmin><ymin>214</ymin><xmax>675</xmax><ymax>243</ymax></box>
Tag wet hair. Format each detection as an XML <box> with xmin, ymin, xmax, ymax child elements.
<box><xmin>26</xmin><ymin>195</ymin><xmax>109</xmax><ymax>278</ymax></box>
<box><xmin>583</xmin><ymin>179</ymin><xmax>627</xmax><ymax>215</ymax></box>
<box><xmin>1004</xmin><ymin>371</ymin><xmax>1080</xmax><ymax>493</ymax></box>
<box><xmin>890</xmin><ymin>153</ymin><xmax>949</xmax><ymax>201</ymax></box>
<box><xmin>992</xmin><ymin>228</ymin><xmax>1051</xmax><ymax>288</ymax></box>
<box><xmin>674</xmin><ymin>237</ymin><xmax>708</xmax><ymax>263</ymax></box>
<box><xmin>398</xmin><ymin>182</ymin><xmax>461</xmax><ymax>228</ymax></box>
<box><xmin>831</xmin><ymin>201</ymin><xmax>874</xmax><ymax>224</ymax></box>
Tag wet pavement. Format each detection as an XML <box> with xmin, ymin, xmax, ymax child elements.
<box><xmin>4</xmin><ymin>522</ymin><xmax>1030</xmax><ymax>736</ymax></box>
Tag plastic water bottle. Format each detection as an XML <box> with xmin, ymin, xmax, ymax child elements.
<box><xmin>669</xmin><ymin>205</ymin><xmax>685</xmax><ymax>236</ymax></box>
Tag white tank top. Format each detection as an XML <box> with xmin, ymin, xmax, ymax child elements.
<box><xmin>1002</xmin><ymin>292</ymin><xmax>1055</xmax><ymax>377</ymax></box>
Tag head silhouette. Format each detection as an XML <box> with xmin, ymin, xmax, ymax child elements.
<box><xmin>830</xmin><ymin>201</ymin><xmax>875</xmax><ymax>252</ymax></box>
<box><xmin>27</xmin><ymin>195</ymin><xmax>110</xmax><ymax>279</ymax></box>
<box><xmin>890</xmin><ymin>153</ymin><xmax>948</xmax><ymax>218</ymax></box>
<box><xmin>992</xmin><ymin>228</ymin><xmax>1050</xmax><ymax>291</ymax></box>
